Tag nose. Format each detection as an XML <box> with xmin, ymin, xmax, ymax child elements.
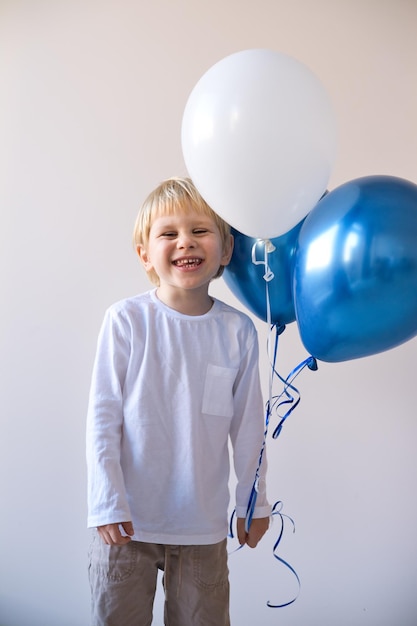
<box><xmin>177</xmin><ymin>231</ymin><xmax>195</xmax><ymax>249</ymax></box>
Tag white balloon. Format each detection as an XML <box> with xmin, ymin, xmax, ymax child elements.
<box><xmin>182</xmin><ymin>49</ymin><xmax>337</xmax><ymax>239</ymax></box>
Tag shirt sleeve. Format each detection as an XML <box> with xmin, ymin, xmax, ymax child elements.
<box><xmin>229</xmin><ymin>325</ymin><xmax>271</xmax><ymax>520</ymax></box>
<box><xmin>86</xmin><ymin>307</ymin><xmax>132</xmax><ymax>528</ymax></box>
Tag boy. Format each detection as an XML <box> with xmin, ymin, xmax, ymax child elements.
<box><xmin>87</xmin><ymin>177</ymin><xmax>270</xmax><ymax>625</ymax></box>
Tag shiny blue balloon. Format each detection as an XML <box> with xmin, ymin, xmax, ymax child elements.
<box><xmin>294</xmin><ymin>175</ymin><xmax>417</xmax><ymax>362</ymax></box>
<box><xmin>224</xmin><ymin>220</ymin><xmax>305</xmax><ymax>325</ymax></box>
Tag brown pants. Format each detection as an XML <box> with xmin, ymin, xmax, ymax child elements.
<box><xmin>88</xmin><ymin>532</ymin><xmax>230</xmax><ymax>626</ymax></box>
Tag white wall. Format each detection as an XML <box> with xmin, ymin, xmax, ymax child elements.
<box><xmin>1</xmin><ymin>1</ymin><xmax>416</xmax><ymax>624</ymax></box>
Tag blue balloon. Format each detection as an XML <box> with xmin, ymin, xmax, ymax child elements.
<box><xmin>294</xmin><ymin>175</ymin><xmax>417</xmax><ymax>362</ymax></box>
<box><xmin>224</xmin><ymin>220</ymin><xmax>305</xmax><ymax>325</ymax></box>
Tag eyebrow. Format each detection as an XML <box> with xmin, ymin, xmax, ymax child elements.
<box><xmin>153</xmin><ymin>216</ymin><xmax>213</xmax><ymax>229</ymax></box>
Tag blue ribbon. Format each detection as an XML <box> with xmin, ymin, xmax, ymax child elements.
<box><xmin>245</xmin><ymin>324</ymin><xmax>317</xmax><ymax>529</ymax></box>
<box><xmin>229</xmin><ymin>243</ymin><xmax>317</xmax><ymax>607</ymax></box>
<box><xmin>228</xmin><ymin>500</ymin><xmax>301</xmax><ymax>607</ymax></box>
<box><xmin>240</xmin><ymin>323</ymin><xmax>317</xmax><ymax>607</ymax></box>
<box><xmin>266</xmin><ymin>501</ymin><xmax>301</xmax><ymax>608</ymax></box>
<box><xmin>269</xmin><ymin>348</ymin><xmax>317</xmax><ymax>439</ymax></box>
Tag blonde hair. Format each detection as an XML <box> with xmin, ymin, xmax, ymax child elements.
<box><xmin>133</xmin><ymin>177</ymin><xmax>231</xmax><ymax>285</ymax></box>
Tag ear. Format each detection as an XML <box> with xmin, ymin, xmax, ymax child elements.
<box><xmin>137</xmin><ymin>245</ymin><xmax>152</xmax><ymax>271</ymax></box>
<box><xmin>221</xmin><ymin>233</ymin><xmax>234</xmax><ymax>267</ymax></box>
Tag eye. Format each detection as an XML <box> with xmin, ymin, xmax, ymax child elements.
<box><xmin>160</xmin><ymin>231</ymin><xmax>177</xmax><ymax>238</ymax></box>
<box><xmin>193</xmin><ymin>228</ymin><xmax>208</xmax><ymax>235</ymax></box>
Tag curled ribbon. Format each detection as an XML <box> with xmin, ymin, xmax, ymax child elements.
<box><xmin>267</xmin><ymin>326</ymin><xmax>318</xmax><ymax>439</ymax></box>
<box><xmin>231</xmin><ymin>239</ymin><xmax>318</xmax><ymax>607</ymax></box>
<box><xmin>267</xmin><ymin>501</ymin><xmax>301</xmax><ymax>608</ymax></box>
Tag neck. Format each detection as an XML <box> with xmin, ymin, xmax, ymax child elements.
<box><xmin>156</xmin><ymin>286</ymin><xmax>213</xmax><ymax>316</ymax></box>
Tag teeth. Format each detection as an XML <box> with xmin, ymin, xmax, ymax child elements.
<box><xmin>175</xmin><ymin>258</ymin><xmax>201</xmax><ymax>266</ymax></box>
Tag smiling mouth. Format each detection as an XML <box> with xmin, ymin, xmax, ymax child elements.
<box><xmin>173</xmin><ymin>258</ymin><xmax>203</xmax><ymax>268</ymax></box>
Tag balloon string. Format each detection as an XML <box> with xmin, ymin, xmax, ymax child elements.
<box><xmin>268</xmin><ymin>346</ymin><xmax>318</xmax><ymax>439</ymax></box>
<box><xmin>229</xmin><ymin>242</ymin><xmax>317</xmax><ymax>607</ymax></box>
<box><xmin>262</xmin><ymin>327</ymin><xmax>317</xmax><ymax>607</ymax></box>
<box><xmin>266</xmin><ymin>501</ymin><xmax>301</xmax><ymax>608</ymax></box>
<box><xmin>228</xmin><ymin>497</ymin><xmax>300</xmax><ymax>607</ymax></box>
<box><xmin>236</xmin><ymin>324</ymin><xmax>314</xmax><ymax>607</ymax></box>
<box><xmin>245</xmin><ymin>240</ymin><xmax>277</xmax><ymax>532</ymax></box>
<box><xmin>244</xmin><ymin>243</ymin><xmax>317</xmax><ymax>530</ymax></box>
<box><xmin>251</xmin><ymin>238</ymin><xmax>276</xmax><ymax>286</ymax></box>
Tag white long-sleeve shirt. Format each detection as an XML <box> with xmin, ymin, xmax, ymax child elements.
<box><xmin>86</xmin><ymin>289</ymin><xmax>270</xmax><ymax>545</ymax></box>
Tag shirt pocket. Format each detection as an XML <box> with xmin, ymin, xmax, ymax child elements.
<box><xmin>201</xmin><ymin>364</ymin><xmax>238</xmax><ymax>417</ymax></box>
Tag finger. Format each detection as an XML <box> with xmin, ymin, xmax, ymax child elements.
<box><xmin>121</xmin><ymin>521</ymin><xmax>134</xmax><ymax>537</ymax></box>
<box><xmin>236</xmin><ymin>518</ymin><xmax>247</xmax><ymax>545</ymax></box>
<box><xmin>97</xmin><ymin>527</ymin><xmax>114</xmax><ymax>545</ymax></box>
<box><xmin>246</xmin><ymin>534</ymin><xmax>260</xmax><ymax>548</ymax></box>
<box><xmin>98</xmin><ymin>524</ymin><xmax>130</xmax><ymax>546</ymax></box>
<box><xmin>238</xmin><ymin>532</ymin><xmax>247</xmax><ymax>545</ymax></box>
<box><xmin>109</xmin><ymin>526</ymin><xmax>131</xmax><ymax>545</ymax></box>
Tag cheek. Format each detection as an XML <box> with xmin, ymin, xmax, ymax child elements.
<box><xmin>148</xmin><ymin>242</ymin><xmax>171</xmax><ymax>266</ymax></box>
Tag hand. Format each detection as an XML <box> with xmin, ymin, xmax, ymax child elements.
<box><xmin>97</xmin><ymin>521</ymin><xmax>134</xmax><ymax>545</ymax></box>
<box><xmin>237</xmin><ymin>516</ymin><xmax>269</xmax><ymax>548</ymax></box>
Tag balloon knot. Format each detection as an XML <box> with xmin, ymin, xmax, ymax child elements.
<box><xmin>264</xmin><ymin>239</ymin><xmax>276</xmax><ymax>253</ymax></box>
<box><xmin>274</xmin><ymin>324</ymin><xmax>286</xmax><ymax>336</ymax></box>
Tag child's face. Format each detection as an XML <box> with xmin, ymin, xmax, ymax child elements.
<box><xmin>138</xmin><ymin>206</ymin><xmax>233</xmax><ymax>295</ymax></box>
